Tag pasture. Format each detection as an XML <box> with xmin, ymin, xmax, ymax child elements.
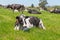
<box><xmin>0</xmin><ymin>8</ymin><xmax>60</xmax><ymax>40</ymax></box>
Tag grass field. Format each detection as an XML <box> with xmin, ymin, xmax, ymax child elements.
<box><xmin>0</xmin><ymin>8</ymin><xmax>60</xmax><ymax>40</ymax></box>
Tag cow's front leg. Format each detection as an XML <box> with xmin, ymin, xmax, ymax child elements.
<box><xmin>14</xmin><ymin>21</ymin><xmax>20</xmax><ymax>30</ymax></box>
<box><xmin>14</xmin><ymin>25</ymin><xmax>20</xmax><ymax>30</ymax></box>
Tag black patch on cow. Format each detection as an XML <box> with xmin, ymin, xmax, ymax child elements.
<box><xmin>29</xmin><ymin>17</ymin><xmax>40</xmax><ymax>26</ymax></box>
<box><xmin>25</xmin><ymin>16</ymin><xmax>29</xmax><ymax>18</ymax></box>
<box><xmin>28</xmin><ymin>9</ymin><xmax>41</xmax><ymax>14</ymax></box>
<box><xmin>24</xmin><ymin>16</ymin><xmax>30</xmax><ymax>24</ymax></box>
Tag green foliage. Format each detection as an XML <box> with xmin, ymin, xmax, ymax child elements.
<box><xmin>39</xmin><ymin>0</ymin><xmax>48</xmax><ymax>7</ymax></box>
<box><xmin>0</xmin><ymin>8</ymin><xmax>60</xmax><ymax>40</ymax></box>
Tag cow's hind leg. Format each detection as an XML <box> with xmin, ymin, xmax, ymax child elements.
<box><xmin>39</xmin><ymin>19</ymin><xmax>46</xmax><ymax>30</ymax></box>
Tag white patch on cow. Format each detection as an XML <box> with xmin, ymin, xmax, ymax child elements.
<box><xmin>24</xmin><ymin>18</ymin><xmax>33</xmax><ymax>28</ymax></box>
<box><xmin>20</xmin><ymin>14</ymin><xmax>27</xmax><ymax>27</ymax></box>
<box><xmin>20</xmin><ymin>14</ymin><xmax>25</xmax><ymax>19</ymax></box>
<box><xmin>14</xmin><ymin>9</ymin><xmax>18</xmax><ymax>12</ymax></box>
<box><xmin>14</xmin><ymin>25</ymin><xmax>20</xmax><ymax>30</ymax></box>
<box><xmin>50</xmin><ymin>10</ymin><xmax>53</xmax><ymax>12</ymax></box>
<box><xmin>39</xmin><ymin>19</ymin><xmax>46</xmax><ymax>30</ymax></box>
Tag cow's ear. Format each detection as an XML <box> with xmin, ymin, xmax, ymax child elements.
<box><xmin>16</xmin><ymin>16</ymin><xmax>19</xmax><ymax>19</ymax></box>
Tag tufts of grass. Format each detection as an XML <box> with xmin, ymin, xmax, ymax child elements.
<box><xmin>0</xmin><ymin>8</ymin><xmax>60</xmax><ymax>40</ymax></box>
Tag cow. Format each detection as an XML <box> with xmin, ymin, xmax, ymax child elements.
<box><xmin>49</xmin><ymin>8</ymin><xmax>60</xmax><ymax>13</ymax></box>
<box><xmin>28</xmin><ymin>9</ymin><xmax>41</xmax><ymax>14</ymax></box>
<box><xmin>14</xmin><ymin>14</ymin><xmax>46</xmax><ymax>31</ymax></box>
<box><xmin>7</xmin><ymin>4</ymin><xmax>25</xmax><ymax>13</ymax></box>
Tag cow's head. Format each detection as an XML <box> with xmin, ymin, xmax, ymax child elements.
<box><xmin>16</xmin><ymin>16</ymin><xmax>23</xmax><ymax>25</ymax></box>
<box><xmin>14</xmin><ymin>14</ymin><xmax>26</xmax><ymax>30</ymax></box>
<box><xmin>14</xmin><ymin>16</ymin><xmax>23</xmax><ymax>30</ymax></box>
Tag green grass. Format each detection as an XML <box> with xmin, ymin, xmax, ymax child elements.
<box><xmin>0</xmin><ymin>8</ymin><xmax>60</xmax><ymax>40</ymax></box>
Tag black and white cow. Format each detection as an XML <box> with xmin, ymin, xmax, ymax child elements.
<box><xmin>28</xmin><ymin>9</ymin><xmax>41</xmax><ymax>14</ymax></box>
<box><xmin>14</xmin><ymin>14</ymin><xmax>46</xmax><ymax>31</ymax></box>
<box><xmin>49</xmin><ymin>8</ymin><xmax>60</xmax><ymax>13</ymax></box>
<box><xmin>7</xmin><ymin>4</ymin><xmax>25</xmax><ymax>13</ymax></box>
